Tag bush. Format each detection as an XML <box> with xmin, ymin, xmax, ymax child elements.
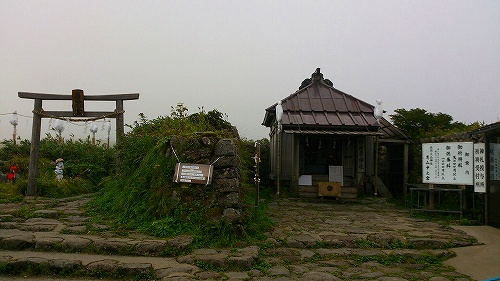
<box><xmin>0</xmin><ymin>133</ymin><xmax>116</xmax><ymax>198</ymax></box>
<box><xmin>89</xmin><ymin>107</ymin><xmax>272</xmax><ymax>247</ymax></box>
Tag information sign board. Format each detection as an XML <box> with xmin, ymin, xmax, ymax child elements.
<box><xmin>357</xmin><ymin>138</ymin><xmax>365</xmax><ymax>173</ymax></box>
<box><xmin>473</xmin><ymin>143</ymin><xmax>486</xmax><ymax>193</ymax></box>
<box><xmin>173</xmin><ymin>163</ymin><xmax>213</xmax><ymax>185</ymax></box>
<box><xmin>422</xmin><ymin>142</ymin><xmax>473</xmax><ymax>185</ymax></box>
<box><xmin>490</xmin><ymin>143</ymin><xmax>500</xmax><ymax>181</ymax></box>
<box><xmin>329</xmin><ymin>166</ymin><xmax>343</xmax><ymax>186</ymax></box>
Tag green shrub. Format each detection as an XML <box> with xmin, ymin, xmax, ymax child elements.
<box><xmin>0</xmin><ymin>132</ymin><xmax>116</xmax><ymax>199</ymax></box>
<box><xmin>89</xmin><ymin>107</ymin><xmax>272</xmax><ymax>247</ymax></box>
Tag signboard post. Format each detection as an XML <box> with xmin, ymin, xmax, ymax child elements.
<box><xmin>173</xmin><ymin>163</ymin><xmax>213</xmax><ymax>185</ymax></box>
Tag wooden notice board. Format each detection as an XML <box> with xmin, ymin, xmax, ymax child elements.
<box><xmin>173</xmin><ymin>163</ymin><xmax>213</xmax><ymax>185</ymax></box>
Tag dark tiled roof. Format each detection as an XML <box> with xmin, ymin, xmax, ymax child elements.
<box><xmin>379</xmin><ymin>117</ymin><xmax>410</xmax><ymax>140</ymax></box>
<box><xmin>263</xmin><ymin>69</ymin><xmax>379</xmax><ymax>131</ymax></box>
<box><xmin>469</xmin><ymin>121</ymin><xmax>500</xmax><ymax>136</ymax></box>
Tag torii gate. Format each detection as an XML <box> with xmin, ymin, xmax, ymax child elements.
<box><xmin>19</xmin><ymin>89</ymin><xmax>139</xmax><ymax>196</ymax></box>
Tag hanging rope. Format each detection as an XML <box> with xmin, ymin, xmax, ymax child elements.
<box><xmin>32</xmin><ymin>109</ymin><xmax>125</xmax><ymax>122</ymax></box>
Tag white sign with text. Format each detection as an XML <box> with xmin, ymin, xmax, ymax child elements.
<box><xmin>473</xmin><ymin>143</ymin><xmax>486</xmax><ymax>193</ymax></box>
<box><xmin>422</xmin><ymin>142</ymin><xmax>473</xmax><ymax>185</ymax></box>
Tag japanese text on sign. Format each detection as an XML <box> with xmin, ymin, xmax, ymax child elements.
<box><xmin>173</xmin><ymin>163</ymin><xmax>213</xmax><ymax>185</ymax></box>
<box><xmin>473</xmin><ymin>143</ymin><xmax>486</xmax><ymax>193</ymax></box>
<box><xmin>422</xmin><ymin>142</ymin><xmax>473</xmax><ymax>185</ymax></box>
<box><xmin>491</xmin><ymin>143</ymin><xmax>500</xmax><ymax>181</ymax></box>
<box><xmin>357</xmin><ymin>138</ymin><xmax>365</xmax><ymax>173</ymax></box>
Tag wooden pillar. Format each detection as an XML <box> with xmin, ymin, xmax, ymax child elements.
<box><xmin>365</xmin><ymin>136</ymin><xmax>375</xmax><ymax>195</ymax></box>
<box><xmin>72</xmin><ymin>89</ymin><xmax>85</xmax><ymax>116</ymax></box>
<box><xmin>27</xmin><ymin>99</ymin><xmax>42</xmax><ymax>196</ymax></box>
<box><xmin>429</xmin><ymin>183</ymin><xmax>435</xmax><ymax>209</ymax></box>
<box><xmin>116</xmin><ymin>100</ymin><xmax>124</xmax><ymax>144</ymax></box>
<box><xmin>403</xmin><ymin>143</ymin><xmax>409</xmax><ymax>197</ymax></box>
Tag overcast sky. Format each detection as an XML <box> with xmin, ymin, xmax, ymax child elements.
<box><xmin>1</xmin><ymin>0</ymin><xmax>499</xmax><ymax>144</ymax></box>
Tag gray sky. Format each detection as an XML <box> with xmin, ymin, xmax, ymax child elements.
<box><xmin>1</xmin><ymin>0</ymin><xmax>499</xmax><ymax>144</ymax></box>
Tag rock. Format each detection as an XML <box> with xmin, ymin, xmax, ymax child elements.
<box><xmin>32</xmin><ymin>209</ymin><xmax>59</xmax><ymax>218</ymax></box>
<box><xmin>161</xmin><ymin>276</ymin><xmax>197</xmax><ymax>281</ymax></box>
<box><xmin>227</xmin><ymin>255</ymin><xmax>255</xmax><ymax>269</ymax></box>
<box><xmin>376</xmin><ymin>277</ymin><xmax>410</xmax><ymax>281</ymax></box>
<box><xmin>220</xmin><ymin>192</ymin><xmax>241</xmax><ymax>208</ymax></box>
<box><xmin>287</xmin><ymin>234</ymin><xmax>318</xmax><ymax>248</ymax></box>
<box><xmin>0</xmin><ymin>214</ymin><xmax>13</xmax><ymax>222</ymax></box>
<box><xmin>222</xmin><ymin>208</ymin><xmax>241</xmax><ymax>223</ymax></box>
<box><xmin>195</xmin><ymin>270</ymin><xmax>221</xmax><ymax>279</ymax></box>
<box><xmin>408</xmin><ymin>238</ymin><xmax>448</xmax><ymax>249</ymax></box>
<box><xmin>61</xmin><ymin>237</ymin><xmax>92</xmax><ymax>251</ymax></box>
<box><xmin>350</xmin><ymin>249</ymin><xmax>383</xmax><ymax>257</ymax></box>
<box><xmin>213</xmin><ymin>178</ymin><xmax>240</xmax><ymax>193</ymax></box>
<box><xmin>300</xmin><ymin>271</ymin><xmax>342</xmax><ymax>281</ymax></box>
<box><xmin>214</xmin><ymin>139</ymin><xmax>235</xmax><ymax>156</ymax></box>
<box><xmin>64</xmin><ymin>225</ymin><xmax>88</xmax><ymax>234</ymax></box>
<box><xmin>299</xmin><ymin>249</ymin><xmax>316</xmax><ymax>260</ymax></box>
<box><xmin>86</xmin><ymin>259</ymin><xmax>119</xmax><ymax>276</ymax></box>
<box><xmin>48</xmin><ymin>259</ymin><xmax>83</xmax><ymax>273</ymax></box>
<box><xmin>7</xmin><ymin>257</ymin><xmax>49</xmax><ymax>274</ymax></box>
<box><xmin>213</xmin><ymin>156</ymin><xmax>239</xmax><ymax>168</ymax></box>
<box><xmin>156</xmin><ymin>264</ymin><xmax>197</xmax><ymax>278</ymax></box>
<box><xmin>269</xmin><ymin>265</ymin><xmax>291</xmax><ymax>277</ymax></box>
<box><xmin>34</xmin><ymin>236</ymin><xmax>64</xmax><ymax>250</ymax></box>
<box><xmin>25</xmin><ymin>217</ymin><xmax>59</xmax><ymax>224</ymax></box>
<box><xmin>64</xmin><ymin>215</ymin><xmax>89</xmax><ymax>225</ymax></box>
<box><xmin>117</xmin><ymin>263</ymin><xmax>153</xmax><ymax>278</ymax></box>
<box><xmin>20</xmin><ymin>224</ymin><xmax>58</xmax><ymax>232</ymax></box>
<box><xmin>367</xmin><ymin>233</ymin><xmax>399</xmax><ymax>248</ymax></box>
<box><xmin>93</xmin><ymin>239</ymin><xmax>132</xmax><ymax>254</ymax></box>
<box><xmin>136</xmin><ymin>240</ymin><xmax>167</xmax><ymax>256</ymax></box>
<box><xmin>428</xmin><ymin>277</ymin><xmax>451</xmax><ymax>281</ymax></box>
<box><xmin>315</xmin><ymin>248</ymin><xmax>351</xmax><ymax>256</ymax></box>
<box><xmin>213</xmin><ymin>167</ymin><xmax>239</xmax><ymax>179</ymax></box>
<box><xmin>0</xmin><ymin>222</ymin><xmax>18</xmax><ymax>229</ymax></box>
<box><xmin>1</xmin><ymin>234</ymin><xmax>35</xmax><ymax>250</ymax></box>
<box><xmin>168</xmin><ymin>235</ymin><xmax>193</xmax><ymax>250</ymax></box>
<box><xmin>195</xmin><ymin>253</ymin><xmax>226</xmax><ymax>268</ymax></box>
<box><xmin>224</xmin><ymin>271</ymin><xmax>250</xmax><ymax>279</ymax></box>
<box><xmin>360</xmin><ymin>271</ymin><xmax>385</xmax><ymax>278</ymax></box>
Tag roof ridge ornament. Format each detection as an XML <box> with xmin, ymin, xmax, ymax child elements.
<box><xmin>311</xmin><ymin>68</ymin><xmax>323</xmax><ymax>82</ymax></box>
<box><xmin>299</xmin><ymin>68</ymin><xmax>333</xmax><ymax>89</ymax></box>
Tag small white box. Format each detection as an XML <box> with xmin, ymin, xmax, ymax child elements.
<box><xmin>298</xmin><ymin>175</ymin><xmax>312</xmax><ymax>185</ymax></box>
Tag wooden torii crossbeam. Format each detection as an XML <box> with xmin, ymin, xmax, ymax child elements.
<box><xmin>18</xmin><ymin>90</ymin><xmax>139</xmax><ymax>196</ymax></box>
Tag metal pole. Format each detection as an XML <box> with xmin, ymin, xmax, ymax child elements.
<box><xmin>374</xmin><ymin>135</ymin><xmax>378</xmax><ymax>196</ymax></box>
<box><xmin>12</xmin><ymin>125</ymin><xmax>17</xmax><ymax>144</ymax></box>
<box><xmin>277</xmin><ymin>130</ymin><xmax>281</xmax><ymax>196</ymax></box>
<box><xmin>255</xmin><ymin>142</ymin><xmax>261</xmax><ymax>207</ymax></box>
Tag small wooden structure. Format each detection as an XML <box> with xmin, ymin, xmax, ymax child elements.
<box><xmin>18</xmin><ymin>90</ymin><xmax>139</xmax><ymax>196</ymax></box>
<box><xmin>262</xmin><ymin>69</ymin><xmax>409</xmax><ymax>198</ymax></box>
<box><xmin>470</xmin><ymin>121</ymin><xmax>500</xmax><ymax>228</ymax></box>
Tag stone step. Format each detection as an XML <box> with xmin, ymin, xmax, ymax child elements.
<box><xmin>0</xmin><ymin>250</ymin><xmax>196</xmax><ymax>280</ymax></box>
<box><xmin>0</xmin><ymin>246</ymin><xmax>261</xmax><ymax>279</ymax></box>
<box><xmin>0</xmin><ymin>245</ymin><xmax>457</xmax><ymax>280</ymax></box>
<box><xmin>0</xmin><ymin>228</ymin><xmax>193</xmax><ymax>257</ymax></box>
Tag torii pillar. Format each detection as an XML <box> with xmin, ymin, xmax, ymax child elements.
<box><xmin>19</xmin><ymin>90</ymin><xmax>139</xmax><ymax>196</ymax></box>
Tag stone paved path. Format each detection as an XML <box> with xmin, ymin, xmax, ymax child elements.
<box><xmin>0</xmin><ymin>194</ymin><xmax>478</xmax><ymax>280</ymax></box>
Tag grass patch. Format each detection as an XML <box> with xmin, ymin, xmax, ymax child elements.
<box><xmin>354</xmin><ymin>239</ymin><xmax>378</xmax><ymax>249</ymax></box>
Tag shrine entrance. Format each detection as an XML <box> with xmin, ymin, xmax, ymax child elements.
<box><xmin>18</xmin><ymin>89</ymin><xmax>139</xmax><ymax>196</ymax></box>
